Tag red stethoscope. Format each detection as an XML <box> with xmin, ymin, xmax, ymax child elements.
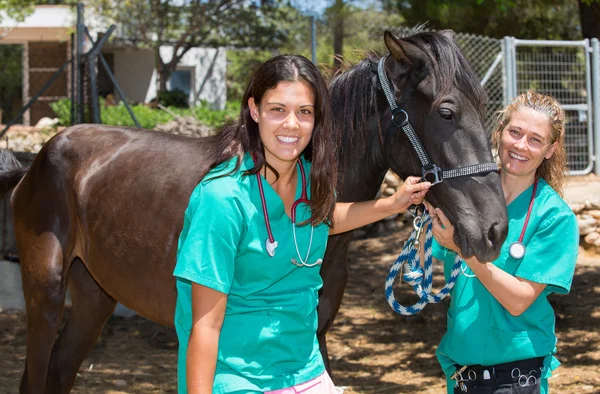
<box><xmin>508</xmin><ymin>177</ymin><xmax>538</xmax><ymax>260</ymax></box>
<box><xmin>254</xmin><ymin>156</ymin><xmax>323</xmax><ymax>267</ymax></box>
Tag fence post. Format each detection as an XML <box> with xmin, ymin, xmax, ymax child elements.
<box><xmin>502</xmin><ymin>36</ymin><xmax>514</xmax><ymax>105</ymax></box>
<box><xmin>76</xmin><ymin>3</ymin><xmax>85</xmax><ymax>124</ymax></box>
<box><xmin>592</xmin><ymin>38</ymin><xmax>600</xmax><ymax>175</ymax></box>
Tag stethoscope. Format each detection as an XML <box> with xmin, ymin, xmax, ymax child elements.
<box><xmin>254</xmin><ymin>155</ymin><xmax>322</xmax><ymax>267</ymax></box>
<box><xmin>508</xmin><ymin>177</ymin><xmax>538</xmax><ymax>260</ymax></box>
<box><xmin>461</xmin><ymin>177</ymin><xmax>538</xmax><ymax>277</ymax></box>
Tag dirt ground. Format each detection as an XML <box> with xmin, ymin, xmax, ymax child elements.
<box><xmin>1</xmin><ymin>228</ymin><xmax>599</xmax><ymax>394</ymax></box>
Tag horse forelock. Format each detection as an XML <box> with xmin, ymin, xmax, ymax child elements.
<box><xmin>398</xmin><ymin>30</ymin><xmax>487</xmax><ymax>119</ymax></box>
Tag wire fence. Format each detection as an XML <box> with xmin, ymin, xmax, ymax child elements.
<box><xmin>455</xmin><ymin>33</ymin><xmax>504</xmax><ymax>133</ymax></box>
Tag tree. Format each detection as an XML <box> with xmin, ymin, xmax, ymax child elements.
<box><xmin>92</xmin><ymin>0</ymin><xmax>290</xmax><ymax>94</ymax></box>
<box><xmin>0</xmin><ymin>0</ymin><xmax>38</xmax><ymax>38</ymax></box>
<box><xmin>380</xmin><ymin>0</ymin><xmax>581</xmax><ymax>40</ymax></box>
<box><xmin>578</xmin><ymin>0</ymin><xmax>600</xmax><ymax>38</ymax></box>
<box><xmin>331</xmin><ymin>0</ymin><xmax>345</xmax><ymax>68</ymax></box>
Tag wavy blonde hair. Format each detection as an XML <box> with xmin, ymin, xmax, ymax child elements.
<box><xmin>491</xmin><ymin>90</ymin><xmax>567</xmax><ymax>196</ymax></box>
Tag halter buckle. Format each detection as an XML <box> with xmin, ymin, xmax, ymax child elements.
<box><xmin>422</xmin><ymin>164</ymin><xmax>443</xmax><ymax>185</ymax></box>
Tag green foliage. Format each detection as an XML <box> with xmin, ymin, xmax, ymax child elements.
<box><xmin>0</xmin><ymin>45</ymin><xmax>23</xmax><ymax>123</ymax></box>
<box><xmin>380</xmin><ymin>0</ymin><xmax>582</xmax><ymax>40</ymax></box>
<box><xmin>158</xmin><ymin>89</ymin><xmax>189</xmax><ymax>108</ymax></box>
<box><xmin>225</xmin><ymin>3</ymin><xmax>405</xmax><ymax>102</ymax></box>
<box><xmin>227</xmin><ymin>50</ymin><xmax>273</xmax><ymax>102</ymax></box>
<box><xmin>0</xmin><ymin>0</ymin><xmax>35</xmax><ymax>25</ymax></box>
<box><xmin>49</xmin><ymin>99</ymin><xmax>240</xmax><ymax>130</ymax></box>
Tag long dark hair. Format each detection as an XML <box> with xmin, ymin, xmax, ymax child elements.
<box><xmin>205</xmin><ymin>55</ymin><xmax>337</xmax><ymax>226</ymax></box>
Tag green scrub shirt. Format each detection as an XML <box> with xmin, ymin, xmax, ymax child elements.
<box><xmin>433</xmin><ymin>178</ymin><xmax>578</xmax><ymax>394</ymax></box>
<box><xmin>173</xmin><ymin>153</ymin><xmax>329</xmax><ymax>393</ymax></box>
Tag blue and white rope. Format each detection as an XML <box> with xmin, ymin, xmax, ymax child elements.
<box><xmin>385</xmin><ymin>212</ymin><xmax>463</xmax><ymax>315</ymax></box>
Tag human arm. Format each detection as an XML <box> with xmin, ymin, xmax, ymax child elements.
<box><xmin>187</xmin><ymin>284</ymin><xmax>228</xmax><ymax>394</ymax></box>
<box><xmin>423</xmin><ymin>201</ymin><xmax>546</xmax><ymax>316</ymax></box>
<box><xmin>330</xmin><ymin>176</ymin><xmax>431</xmax><ymax>235</ymax></box>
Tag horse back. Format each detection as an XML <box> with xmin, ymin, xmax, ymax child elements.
<box><xmin>12</xmin><ymin>124</ymin><xmax>215</xmax><ymax>325</ymax></box>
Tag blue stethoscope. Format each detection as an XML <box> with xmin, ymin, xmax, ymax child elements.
<box><xmin>254</xmin><ymin>156</ymin><xmax>322</xmax><ymax>267</ymax></box>
<box><xmin>462</xmin><ymin>177</ymin><xmax>537</xmax><ymax>277</ymax></box>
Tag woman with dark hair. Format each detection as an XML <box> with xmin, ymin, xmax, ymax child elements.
<box><xmin>425</xmin><ymin>91</ymin><xmax>579</xmax><ymax>394</ymax></box>
<box><xmin>173</xmin><ymin>54</ymin><xmax>431</xmax><ymax>394</ymax></box>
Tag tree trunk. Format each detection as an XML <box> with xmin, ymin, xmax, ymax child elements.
<box><xmin>578</xmin><ymin>0</ymin><xmax>600</xmax><ymax>39</ymax></box>
<box><xmin>332</xmin><ymin>0</ymin><xmax>344</xmax><ymax>69</ymax></box>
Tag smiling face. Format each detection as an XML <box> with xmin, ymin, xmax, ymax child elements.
<box><xmin>248</xmin><ymin>81</ymin><xmax>315</xmax><ymax>170</ymax></box>
<box><xmin>498</xmin><ymin>106</ymin><xmax>557</xmax><ymax>178</ymax></box>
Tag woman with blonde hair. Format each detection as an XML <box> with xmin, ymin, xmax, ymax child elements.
<box><xmin>425</xmin><ymin>90</ymin><xmax>579</xmax><ymax>394</ymax></box>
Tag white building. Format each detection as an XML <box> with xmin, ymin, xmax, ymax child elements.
<box><xmin>0</xmin><ymin>5</ymin><xmax>227</xmax><ymax>126</ymax></box>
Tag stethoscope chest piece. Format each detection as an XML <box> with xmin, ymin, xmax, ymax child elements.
<box><xmin>266</xmin><ymin>239</ymin><xmax>278</xmax><ymax>257</ymax></box>
<box><xmin>509</xmin><ymin>241</ymin><xmax>526</xmax><ymax>259</ymax></box>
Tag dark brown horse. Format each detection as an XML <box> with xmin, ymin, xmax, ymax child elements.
<box><xmin>1</xmin><ymin>30</ymin><xmax>508</xmax><ymax>393</ymax></box>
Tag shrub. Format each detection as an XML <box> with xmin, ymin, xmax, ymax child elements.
<box><xmin>50</xmin><ymin>98</ymin><xmax>241</xmax><ymax>130</ymax></box>
<box><xmin>158</xmin><ymin>89</ymin><xmax>189</xmax><ymax>108</ymax></box>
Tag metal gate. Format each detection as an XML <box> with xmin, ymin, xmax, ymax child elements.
<box><xmin>503</xmin><ymin>38</ymin><xmax>594</xmax><ymax>175</ymax></box>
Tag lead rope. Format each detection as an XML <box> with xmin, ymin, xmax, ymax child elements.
<box><xmin>385</xmin><ymin>210</ymin><xmax>463</xmax><ymax>315</ymax></box>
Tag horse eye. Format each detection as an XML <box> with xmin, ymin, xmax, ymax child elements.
<box><xmin>439</xmin><ymin>108</ymin><xmax>453</xmax><ymax>120</ymax></box>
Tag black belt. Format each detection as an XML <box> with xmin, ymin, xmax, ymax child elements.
<box><xmin>452</xmin><ymin>357</ymin><xmax>545</xmax><ymax>393</ymax></box>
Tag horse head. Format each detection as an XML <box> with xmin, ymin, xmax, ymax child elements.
<box><xmin>382</xmin><ymin>30</ymin><xmax>508</xmax><ymax>262</ymax></box>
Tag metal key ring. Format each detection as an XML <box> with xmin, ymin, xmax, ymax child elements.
<box><xmin>528</xmin><ymin>369</ymin><xmax>538</xmax><ymax>377</ymax></box>
<box><xmin>511</xmin><ymin>368</ymin><xmax>521</xmax><ymax>379</ymax></box>
<box><xmin>519</xmin><ymin>374</ymin><xmax>529</xmax><ymax>387</ymax></box>
<box><xmin>468</xmin><ymin>370</ymin><xmax>477</xmax><ymax>381</ymax></box>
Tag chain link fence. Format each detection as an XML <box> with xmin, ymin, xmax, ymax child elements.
<box><xmin>455</xmin><ymin>33</ymin><xmax>504</xmax><ymax>134</ymax></box>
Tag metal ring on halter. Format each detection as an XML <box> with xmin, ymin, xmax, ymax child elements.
<box><xmin>391</xmin><ymin>109</ymin><xmax>408</xmax><ymax>128</ymax></box>
<box><xmin>408</xmin><ymin>203</ymin><xmax>424</xmax><ymax>218</ymax></box>
<box><xmin>422</xmin><ymin>164</ymin><xmax>443</xmax><ymax>185</ymax></box>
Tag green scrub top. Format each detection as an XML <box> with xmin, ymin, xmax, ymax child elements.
<box><xmin>432</xmin><ymin>178</ymin><xmax>578</xmax><ymax>394</ymax></box>
<box><xmin>173</xmin><ymin>153</ymin><xmax>329</xmax><ymax>393</ymax></box>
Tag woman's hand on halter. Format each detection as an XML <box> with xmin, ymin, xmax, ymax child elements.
<box><xmin>390</xmin><ymin>176</ymin><xmax>432</xmax><ymax>213</ymax></box>
<box><xmin>423</xmin><ymin>201</ymin><xmax>460</xmax><ymax>254</ymax></box>
<box><xmin>330</xmin><ymin>176</ymin><xmax>430</xmax><ymax>235</ymax></box>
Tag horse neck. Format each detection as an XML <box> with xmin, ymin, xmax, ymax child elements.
<box><xmin>331</xmin><ymin>57</ymin><xmax>410</xmax><ymax>203</ymax></box>
<box><xmin>336</xmin><ymin>99</ymin><xmax>391</xmax><ymax>203</ymax></box>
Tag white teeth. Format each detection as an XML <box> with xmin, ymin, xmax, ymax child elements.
<box><xmin>509</xmin><ymin>152</ymin><xmax>527</xmax><ymax>161</ymax></box>
<box><xmin>277</xmin><ymin>136</ymin><xmax>299</xmax><ymax>143</ymax></box>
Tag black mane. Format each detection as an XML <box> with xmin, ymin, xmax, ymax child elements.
<box><xmin>329</xmin><ymin>29</ymin><xmax>486</xmax><ymax>166</ymax></box>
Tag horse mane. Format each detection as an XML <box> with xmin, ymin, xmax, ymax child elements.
<box><xmin>329</xmin><ymin>27</ymin><xmax>487</xmax><ymax>165</ymax></box>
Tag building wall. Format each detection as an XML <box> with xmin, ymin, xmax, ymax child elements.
<box><xmin>111</xmin><ymin>48</ymin><xmax>156</xmax><ymax>104</ymax></box>
<box><xmin>111</xmin><ymin>46</ymin><xmax>227</xmax><ymax>109</ymax></box>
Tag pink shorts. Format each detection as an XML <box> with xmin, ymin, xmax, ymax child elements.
<box><xmin>265</xmin><ymin>371</ymin><xmax>338</xmax><ymax>394</ymax></box>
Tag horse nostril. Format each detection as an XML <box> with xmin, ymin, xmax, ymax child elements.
<box><xmin>487</xmin><ymin>223</ymin><xmax>501</xmax><ymax>248</ymax></box>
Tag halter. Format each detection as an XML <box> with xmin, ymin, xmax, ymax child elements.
<box><xmin>377</xmin><ymin>55</ymin><xmax>498</xmax><ymax>184</ymax></box>
<box><xmin>378</xmin><ymin>54</ymin><xmax>496</xmax><ymax>315</ymax></box>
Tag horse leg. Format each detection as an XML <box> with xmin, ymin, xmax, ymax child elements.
<box><xmin>45</xmin><ymin>258</ymin><xmax>116</xmax><ymax>393</ymax></box>
<box><xmin>18</xmin><ymin>233</ymin><xmax>69</xmax><ymax>394</ymax></box>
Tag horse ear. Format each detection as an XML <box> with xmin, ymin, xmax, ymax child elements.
<box><xmin>383</xmin><ymin>30</ymin><xmax>427</xmax><ymax>71</ymax></box>
<box><xmin>439</xmin><ymin>29</ymin><xmax>456</xmax><ymax>42</ymax></box>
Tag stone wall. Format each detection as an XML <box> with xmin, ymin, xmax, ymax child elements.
<box><xmin>572</xmin><ymin>201</ymin><xmax>600</xmax><ymax>253</ymax></box>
